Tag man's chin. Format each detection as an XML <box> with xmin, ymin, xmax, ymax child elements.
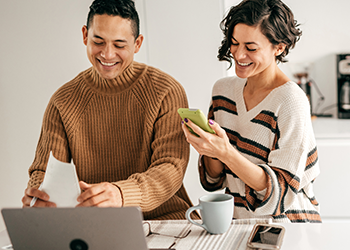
<box><xmin>95</xmin><ymin>69</ymin><xmax>121</xmax><ymax>80</ymax></box>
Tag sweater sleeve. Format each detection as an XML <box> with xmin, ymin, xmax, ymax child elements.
<box><xmin>244</xmin><ymin>93</ymin><xmax>320</xmax><ymax>216</ymax></box>
<box><xmin>113</xmin><ymin>82</ymin><xmax>190</xmax><ymax>212</ymax></box>
<box><xmin>198</xmin><ymin>155</ymin><xmax>227</xmax><ymax>191</ymax></box>
<box><xmin>27</xmin><ymin>97</ymin><xmax>71</xmax><ymax>188</ymax></box>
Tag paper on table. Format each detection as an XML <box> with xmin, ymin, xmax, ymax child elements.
<box><xmin>0</xmin><ymin>230</ymin><xmax>12</xmax><ymax>250</ymax></box>
<box><xmin>30</xmin><ymin>151</ymin><xmax>81</xmax><ymax>207</ymax></box>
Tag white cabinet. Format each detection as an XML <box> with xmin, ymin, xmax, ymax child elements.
<box><xmin>312</xmin><ymin>118</ymin><xmax>350</xmax><ymax>221</ymax></box>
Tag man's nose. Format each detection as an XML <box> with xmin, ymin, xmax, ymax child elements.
<box><xmin>100</xmin><ymin>44</ymin><xmax>114</xmax><ymax>59</ymax></box>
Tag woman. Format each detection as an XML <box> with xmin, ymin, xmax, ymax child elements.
<box><xmin>182</xmin><ymin>0</ymin><xmax>321</xmax><ymax>223</ymax></box>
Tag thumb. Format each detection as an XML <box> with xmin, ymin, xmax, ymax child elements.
<box><xmin>79</xmin><ymin>181</ymin><xmax>91</xmax><ymax>191</ymax></box>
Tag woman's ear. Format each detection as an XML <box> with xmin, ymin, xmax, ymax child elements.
<box><xmin>275</xmin><ymin>43</ymin><xmax>286</xmax><ymax>56</ymax></box>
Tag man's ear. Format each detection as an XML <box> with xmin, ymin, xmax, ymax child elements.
<box><xmin>82</xmin><ymin>25</ymin><xmax>88</xmax><ymax>46</ymax></box>
<box><xmin>134</xmin><ymin>34</ymin><xmax>144</xmax><ymax>54</ymax></box>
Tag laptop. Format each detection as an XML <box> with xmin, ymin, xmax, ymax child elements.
<box><xmin>1</xmin><ymin>207</ymin><xmax>149</xmax><ymax>250</ymax></box>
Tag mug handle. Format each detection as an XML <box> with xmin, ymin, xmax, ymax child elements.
<box><xmin>185</xmin><ymin>205</ymin><xmax>208</xmax><ymax>232</ymax></box>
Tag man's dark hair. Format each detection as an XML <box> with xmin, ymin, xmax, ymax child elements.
<box><xmin>218</xmin><ymin>0</ymin><xmax>302</xmax><ymax>67</ymax></box>
<box><xmin>86</xmin><ymin>0</ymin><xmax>140</xmax><ymax>39</ymax></box>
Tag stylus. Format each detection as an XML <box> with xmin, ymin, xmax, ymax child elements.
<box><xmin>1</xmin><ymin>244</ymin><xmax>13</xmax><ymax>250</ymax></box>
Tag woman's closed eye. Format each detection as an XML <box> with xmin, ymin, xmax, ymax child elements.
<box><xmin>246</xmin><ymin>46</ymin><xmax>256</xmax><ymax>51</ymax></box>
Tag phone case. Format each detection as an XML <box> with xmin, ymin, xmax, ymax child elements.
<box><xmin>247</xmin><ymin>223</ymin><xmax>285</xmax><ymax>250</ymax></box>
<box><xmin>177</xmin><ymin>108</ymin><xmax>215</xmax><ymax>136</ymax></box>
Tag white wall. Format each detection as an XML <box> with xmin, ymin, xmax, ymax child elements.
<box><xmin>1</xmin><ymin>0</ymin><xmax>350</xmax><ymax>232</ymax></box>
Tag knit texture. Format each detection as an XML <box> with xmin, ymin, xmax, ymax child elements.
<box><xmin>200</xmin><ymin>77</ymin><xmax>321</xmax><ymax>223</ymax></box>
<box><xmin>28</xmin><ymin>61</ymin><xmax>196</xmax><ymax>220</ymax></box>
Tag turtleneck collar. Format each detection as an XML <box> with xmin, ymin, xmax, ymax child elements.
<box><xmin>84</xmin><ymin>61</ymin><xmax>146</xmax><ymax>95</ymax></box>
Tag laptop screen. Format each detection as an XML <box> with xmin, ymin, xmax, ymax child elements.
<box><xmin>1</xmin><ymin>207</ymin><xmax>149</xmax><ymax>250</ymax></box>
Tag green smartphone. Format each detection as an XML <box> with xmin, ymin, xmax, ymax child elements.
<box><xmin>177</xmin><ymin>108</ymin><xmax>215</xmax><ymax>136</ymax></box>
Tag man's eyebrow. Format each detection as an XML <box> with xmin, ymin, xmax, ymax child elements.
<box><xmin>93</xmin><ymin>35</ymin><xmax>127</xmax><ymax>43</ymax></box>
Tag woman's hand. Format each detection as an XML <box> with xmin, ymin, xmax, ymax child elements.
<box><xmin>181</xmin><ymin>118</ymin><xmax>231</xmax><ymax>161</ymax></box>
<box><xmin>181</xmin><ymin>118</ymin><xmax>267</xmax><ymax>191</ymax></box>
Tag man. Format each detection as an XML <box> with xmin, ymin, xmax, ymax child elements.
<box><xmin>22</xmin><ymin>0</ymin><xmax>196</xmax><ymax>220</ymax></box>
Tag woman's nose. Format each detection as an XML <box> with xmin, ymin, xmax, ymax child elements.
<box><xmin>231</xmin><ymin>45</ymin><xmax>246</xmax><ymax>61</ymax></box>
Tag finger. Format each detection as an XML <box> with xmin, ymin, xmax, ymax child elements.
<box><xmin>77</xmin><ymin>183</ymin><xmax>122</xmax><ymax>207</ymax></box>
<box><xmin>208</xmin><ymin>119</ymin><xmax>227</xmax><ymax>138</ymax></box>
<box><xmin>32</xmin><ymin>199</ymin><xmax>57</xmax><ymax>208</ymax></box>
<box><xmin>183</xmin><ymin>118</ymin><xmax>208</xmax><ymax>138</ymax></box>
<box><xmin>22</xmin><ymin>194</ymin><xmax>56</xmax><ymax>208</ymax></box>
<box><xmin>91</xmin><ymin>199</ymin><xmax>121</xmax><ymax>208</ymax></box>
<box><xmin>181</xmin><ymin>122</ymin><xmax>197</xmax><ymax>140</ymax></box>
<box><xmin>76</xmin><ymin>192</ymin><xmax>107</xmax><ymax>207</ymax></box>
<box><xmin>77</xmin><ymin>182</ymin><xmax>104</xmax><ymax>203</ymax></box>
<box><xmin>25</xmin><ymin>187</ymin><xmax>50</xmax><ymax>201</ymax></box>
<box><xmin>79</xmin><ymin>181</ymin><xmax>91</xmax><ymax>191</ymax></box>
<box><xmin>22</xmin><ymin>195</ymin><xmax>33</xmax><ymax>207</ymax></box>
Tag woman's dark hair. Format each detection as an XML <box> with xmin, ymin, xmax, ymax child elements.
<box><xmin>86</xmin><ymin>0</ymin><xmax>140</xmax><ymax>39</ymax></box>
<box><xmin>218</xmin><ymin>0</ymin><xmax>302</xmax><ymax>67</ymax></box>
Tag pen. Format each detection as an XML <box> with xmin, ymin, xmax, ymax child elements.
<box><xmin>1</xmin><ymin>244</ymin><xmax>13</xmax><ymax>250</ymax></box>
<box><xmin>30</xmin><ymin>197</ymin><xmax>37</xmax><ymax>207</ymax></box>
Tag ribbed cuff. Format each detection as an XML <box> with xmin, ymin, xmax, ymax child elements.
<box><xmin>28</xmin><ymin>170</ymin><xmax>45</xmax><ymax>188</ymax></box>
<box><xmin>206</xmin><ymin>173</ymin><xmax>222</xmax><ymax>184</ymax></box>
<box><xmin>114</xmin><ymin>180</ymin><xmax>142</xmax><ymax>207</ymax></box>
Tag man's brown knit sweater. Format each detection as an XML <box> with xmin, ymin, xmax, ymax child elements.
<box><xmin>28</xmin><ymin>61</ymin><xmax>195</xmax><ymax>220</ymax></box>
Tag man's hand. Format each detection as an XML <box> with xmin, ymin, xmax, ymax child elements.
<box><xmin>22</xmin><ymin>187</ymin><xmax>57</xmax><ymax>207</ymax></box>
<box><xmin>76</xmin><ymin>181</ymin><xmax>123</xmax><ymax>207</ymax></box>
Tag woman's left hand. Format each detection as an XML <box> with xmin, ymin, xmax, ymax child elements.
<box><xmin>181</xmin><ymin>118</ymin><xmax>231</xmax><ymax>161</ymax></box>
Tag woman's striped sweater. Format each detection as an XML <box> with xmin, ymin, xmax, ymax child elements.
<box><xmin>199</xmin><ymin>77</ymin><xmax>321</xmax><ymax>223</ymax></box>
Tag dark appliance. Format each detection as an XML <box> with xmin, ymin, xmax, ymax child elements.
<box><xmin>295</xmin><ymin>72</ymin><xmax>312</xmax><ymax>113</ymax></box>
<box><xmin>337</xmin><ymin>54</ymin><xmax>350</xmax><ymax>119</ymax></box>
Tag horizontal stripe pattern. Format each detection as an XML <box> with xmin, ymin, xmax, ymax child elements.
<box><xmin>199</xmin><ymin>77</ymin><xmax>321</xmax><ymax>223</ymax></box>
<box><xmin>284</xmin><ymin>210</ymin><xmax>322</xmax><ymax>223</ymax></box>
<box><xmin>212</xmin><ymin>95</ymin><xmax>238</xmax><ymax>115</ymax></box>
<box><xmin>225</xmin><ymin>128</ymin><xmax>270</xmax><ymax>162</ymax></box>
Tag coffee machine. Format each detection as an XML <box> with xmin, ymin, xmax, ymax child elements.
<box><xmin>294</xmin><ymin>72</ymin><xmax>312</xmax><ymax>113</ymax></box>
<box><xmin>337</xmin><ymin>54</ymin><xmax>350</xmax><ymax>119</ymax></box>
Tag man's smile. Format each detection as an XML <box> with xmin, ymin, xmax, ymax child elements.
<box><xmin>99</xmin><ymin>60</ymin><xmax>118</xmax><ymax>67</ymax></box>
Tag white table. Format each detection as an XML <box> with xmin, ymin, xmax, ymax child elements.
<box><xmin>146</xmin><ymin>220</ymin><xmax>350</xmax><ymax>250</ymax></box>
<box><xmin>1</xmin><ymin>219</ymin><xmax>349</xmax><ymax>250</ymax></box>
<box><xmin>146</xmin><ymin>219</ymin><xmax>270</xmax><ymax>250</ymax></box>
<box><xmin>276</xmin><ymin>222</ymin><xmax>350</xmax><ymax>250</ymax></box>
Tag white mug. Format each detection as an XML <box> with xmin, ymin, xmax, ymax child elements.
<box><xmin>185</xmin><ymin>193</ymin><xmax>234</xmax><ymax>234</ymax></box>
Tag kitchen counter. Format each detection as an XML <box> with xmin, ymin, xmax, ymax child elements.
<box><xmin>312</xmin><ymin>117</ymin><xmax>350</xmax><ymax>138</ymax></box>
<box><xmin>312</xmin><ymin>117</ymin><xmax>350</xmax><ymax>221</ymax></box>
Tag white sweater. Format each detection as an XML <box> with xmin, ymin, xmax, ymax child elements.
<box><xmin>199</xmin><ymin>77</ymin><xmax>321</xmax><ymax>223</ymax></box>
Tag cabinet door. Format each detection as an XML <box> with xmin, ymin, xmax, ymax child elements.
<box><xmin>313</xmin><ymin>138</ymin><xmax>350</xmax><ymax>219</ymax></box>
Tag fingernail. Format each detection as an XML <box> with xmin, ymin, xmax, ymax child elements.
<box><xmin>184</xmin><ymin>118</ymin><xmax>188</xmax><ymax>123</ymax></box>
<box><xmin>209</xmin><ymin>119</ymin><xmax>214</xmax><ymax>125</ymax></box>
<box><xmin>181</xmin><ymin>121</ymin><xmax>184</xmax><ymax>125</ymax></box>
